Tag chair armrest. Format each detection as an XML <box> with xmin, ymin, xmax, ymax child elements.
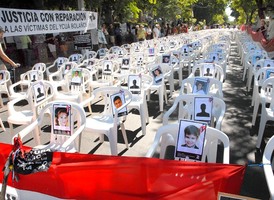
<box><xmin>12</xmin><ymin>120</ymin><xmax>39</xmax><ymax>144</ymax></box>
<box><xmin>7</xmin><ymin>96</ymin><xmax>27</xmax><ymax>116</ymax></box>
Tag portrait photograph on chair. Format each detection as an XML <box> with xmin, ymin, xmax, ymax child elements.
<box><xmin>193</xmin><ymin>78</ymin><xmax>210</xmax><ymax>95</ymax></box>
<box><xmin>53</xmin><ymin>104</ymin><xmax>72</xmax><ymax>135</ymax></box>
<box><xmin>110</xmin><ymin>91</ymin><xmax>128</xmax><ymax>117</ymax></box>
<box><xmin>32</xmin><ymin>81</ymin><xmax>46</xmax><ymax>103</ymax></box>
<box><xmin>71</xmin><ymin>69</ymin><xmax>83</xmax><ymax>86</ymax></box>
<box><xmin>194</xmin><ymin>97</ymin><xmax>213</xmax><ymax>124</ymax></box>
<box><xmin>175</xmin><ymin>120</ymin><xmax>207</xmax><ymax>161</ymax></box>
<box><xmin>128</xmin><ymin>75</ymin><xmax>141</xmax><ymax>94</ymax></box>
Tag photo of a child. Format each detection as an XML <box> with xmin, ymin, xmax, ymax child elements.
<box><xmin>175</xmin><ymin>120</ymin><xmax>207</xmax><ymax>161</ymax></box>
<box><xmin>53</xmin><ymin>105</ymin><xmax>71</xmax><ymax>135</ymax></box>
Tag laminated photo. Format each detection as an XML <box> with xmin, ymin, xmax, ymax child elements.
<box><xmin>193</xmin><ymin>78</ymin><xmax>210</xmax><ymax>95</ymax></box>
<box><xmin>203</xmin><ymin>63</ymin><xmax>215</xmax><ymax>77</ymax></box>
<box><xmin>53</xmin><ymin>104</ymin><xmax>72</xmax><ymax>135</ymax></box>
<box><xmin>151</xmin><ymin>65</ymin><xmax>163</xmax><ymax>84</ymax></box>
<box><xmin>194</xmin><ymin>97</ymin><xmax>213</xmax><ymax>124</ymax></box>
<box><xmin>71</xmin><ymin>69</ymin><xmax>83</xmax><ymax>85</ymax></box>
<box><xmin>175</xmin><ymin>120</ymin><xmax>207</xmax><ymax>161</ymax></box>
<box><xmin>128</xmin><ymin>75</ymin><xmax>141</xmax><ymax>94</ymax></box>
<box><xmin>32</xmin><ymin>81</ymin><xmax>46</xmax><ymax>103</ymax></box>
<box><xmin>110</xmin><ymin>91</ymin><xmax>128</xmax><ymax>117</ymax></box>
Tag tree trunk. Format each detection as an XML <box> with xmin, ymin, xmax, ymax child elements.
<box><xmin>255</xmin><ymin>0</ymin><xmax>265</xmax><ymax>19</ymax></box>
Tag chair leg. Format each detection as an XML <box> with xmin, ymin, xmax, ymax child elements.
<box><xmin>256</xmin><ymin>115</ymin><xmax>267</xmax><ymax>148</ymax></box>
<box><xmin>0</xmin><ymin>118</ymin><xmax>6</xmax><ymax>132</ymax></box>
<box><xmin>120</xmin><ymin>123</ymin><xmax>129</xmax><ymax>149</ymax></box>
<box><xmin>9</xmin><ymin>123</ymin><xmax>14</xmax><ymax>135</ymax></box>
<box><xmin>139</xmin><ymin>104</ymin><xmax>147</xmax><ymax>135</ymax></box>
<box><xmin>252</xmin><ymin>101</ymin><xmax>260</xmax><ymax>126</ymax></box>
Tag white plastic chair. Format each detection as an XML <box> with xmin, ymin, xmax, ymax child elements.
<box><xmin>146</xmin><ymin>63</ymin><xmax>172</xmax><ymax>112</ymax></box>
<box><xmin>246</xmin><ymin>59</ymin><xmax>274</xmax><ymax>92</ymax></box>
<box><xmin>262</xmin><ymin>135</ymin><xmax>274</xmax><ymax>200</ymax></box>
<box><xmin>9</xmin><ymin>70</ymin><xmax>44</xmax><ymax>100</ymax></box>
<box><xmin>82</xmin><ymin>86</ymin><xmax>132</xmax><ymax>155</ymax></box>
<box><xmin>48</xmin><ymin>61</ymin><xmax>79</xmax><ymax>91</ymax></box>
<box><xmin>7</xmin><ymin>80</ymin><xmax>55</xmax><ymax>136</ymax></box>
<box><xmin>189</xmin><ymin>63</ymin><xmax>225</xmax><ymax>83</ymax></box>
<box><xmin>126</xmin><ymin>74</ymin><xmax>153</xmax><ymax>135</ymax></box>
<box><xmin>0</xmin><ymin>70</ymin><xmax>11</xmax><ymax>107</ymax></box>
<box><xmin>145</xmin><ymin>123</ymin><xmax>230</xmax><ymax>163</ymax></box>
<box><xmin>12</xmin><ymin>100</ymin><xmax>86</xmax><ymax>152</ymax></box>
<box><xmin>251</xmin><ymin>68</ymin><xmax>274</xmax><ymax>125</ymax></box>
<box><xmin>163</xmin><ymin>94</ymin><xmax>226</xmax><ymax>130</ymax></box>
<box><xmin>46</xmin><ymin>57</ymin><xmax>69</xmax><ymax>78</ymax></box>
<box><xmin>32</xmin><ymin>62</ymin><xmax>46</xmax><ymax>74</ymax></box>
<box><xmin>68</xmin><ymin>53</ymin><xmax>83</xmax><ymax>64</ymax></box>
<box><xmin>53</xmin><ymin>68</ymin><xmax>93</xmax><ymax>114</ymax></box>
<box><xmin>179</xmin><ymin>77</ymin><xmax>224</xmax><ymax>99</ymax></box>
<box><xmin>256</xmin><ymin>83</ymin><xmax>274</xmax><ymax>148</ymax></box>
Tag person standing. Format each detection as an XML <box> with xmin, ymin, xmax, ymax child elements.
<box><xmin>114</xmin><ymin>23</ymin><xmax>123</xmax><ymax>46</ymax></box>
<box><xmin>0</xmin><ymin>27</ymin><xmax>19</xmax><ymax>70</ymax></box>
<box><xmin>153</xmin><ymin>24</ymin><xmax>160</xmax><ymax>39</ymax></box>
<box><xmin>137</xmin><ymin>24</ymin><xmax>146</xmax><ymax>41</ymax></box>
<box><xmin>108</xmin><ymin>23</ymin><xmax>115</xmax><ymax>47</ymax></box>
<box><xmin>14</xmin><ymin>35</ymin><xmax>32</xmax><ymax>68</ymax></box>
<box><xmin>45</xmin><ymin>33</ymin><xmax>57</xmax><ymax>60</ymax></box>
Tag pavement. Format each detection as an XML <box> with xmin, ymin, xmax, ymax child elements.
<box><xmin>0</xmin><ymin>32</ymin><xmax>272</xmax><ymax>199</ymax></box>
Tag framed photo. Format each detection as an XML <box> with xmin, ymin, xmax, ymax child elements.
<box><xmin>159</xmin><ymin>45</ymin><xmax>165</xmax><ymax>53</ymax></box>
<box><xmin>32</xmin><ymin>81</ymin><xmax>46</xmax><ymax>103</ymax></box>
<box><xmin>128</xmin><ymin>75</ymin><xmax>141</xmax><ymax>94</ymax></box>
<box><xmin>264</xmin><ymin>59</ymin><xmax>274</xmax><ymax>68</ymax></box>
<box><xmin>193</xmin><ymin>78</ymin><xmax>210</xmax><ymax>95</ymax></box>
<box><xmin>71</xmin><ymin>69</ymin><xmax>83</xmax><ymax>85</ymax></box>
<box><xmin>71</xmin><ymin>55</ymin><xmax>79</xmax><ymax>62</ymax></box>
<box><xmin>110</xmin><ymin>91</ymin><xmax>128</xmax><ymax>117</ymax></box>
<box><xmin>148</xmin><ymin>48</ymin><xmax>155</xmax><ymax>57</ymax></box>
<box><xmin>266</xmin><ymin>69</ymin><xmax>274</xmax><ymax>79</ymax></box>
<box><xmin>181</xmin><ymin>45</ymin><xmax>189</xmax><ymax>54</ymax></box>
<box><xmin>30</xmin><ymin>71</ymin><xmax>39</xmax><ymax>82</ymax></box>
<box><xmin>151</xmin><ymin>65</ymin><xmax>163</xmax><ymax>84</ymax></box>
<box><xmin>175</xmin><ymin>120</ymin><xmax>207</xmax><ymax>161</ymax></box>
<box><xmin>53</xmin><ymin>104</ymin><xmax>72</xmax><ymax>135</ymax></box>
<box><xmin>194</xmin><ymin>97</ymin><xmax>213</xmax><ymax>125</ymax></box>
<box><xmin>203</xmin><ymin>64</ymin><xmax>215</xmax><ymax>77</ymax></box>
<box><xmin>56</xmin><ymin>57</ymin><xmax>65</xmax><ymax>69</ymax></box>
<box><xmin>162</xmin><ymin>54</ymin><xmax>171</xmax><ymax>64</ymax></box>
<box><xmin>0</xmin><ymin>70</ymin><xmax>6</xmax><ymax>83</ymax></box>
<box><xmin>121</xmin><ymin>58</ymin><xmax>130</xmax><ymax>69</ymax></box>
<box><xmin>63</xmin><ymin>63</ymin><xmax>72</xmax><ymax>77</ymax></box>
<box><xmin>103</xmin><ymin>60</ymin><xmax>112</xmax><ymax>74</ymax></box>
<box><xmin>98</xmin><ymin>49</ymin><xmax>106</xmax><ymax>58</ymax></box>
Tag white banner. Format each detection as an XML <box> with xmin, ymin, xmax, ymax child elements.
<box><xmin>0</xmin><ymin>8</ymin><xmax>98</xmax><ymax>37</ymax></box>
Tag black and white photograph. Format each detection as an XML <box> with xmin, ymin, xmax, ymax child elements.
<box><xmin>32</xmin><ymin>81</ymin><xmax>45</xmax><ymax>103</ymax></box>
<box><xmin>203</xmin><ymin>64</ymin><xmax>215</xmax><ymax>77</ymax></box>
<box><xmin>162</xmin><ymin>54</ymin><xmax>171</xmax><ymax>64</ymax></box>
<box><xmin>128</xmin><ymin>75</ymin><xmax>141</xmax><ymax>94</ymax></box>
<box><xmin>194</xmin><ymin>97</ymin><xmax>213</xmax><ymax>124</ymax></box>
<box><xmin>103</xmin><ymin>60</ymin><xmax>112</xmax><ymax>74</ymax></box>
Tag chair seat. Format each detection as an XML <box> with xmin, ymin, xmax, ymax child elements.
<box><xmin>85</xmin><ymin>115</ymin><xmax>115</xmax><ymax>132</ymax></box>
<box><xmin>8</xmin><ymin>111</ymin><xmax>33</xmax><ymax>124</ymax></box>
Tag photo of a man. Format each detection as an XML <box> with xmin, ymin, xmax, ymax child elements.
<box><xmin>110</xmin><ymin>91</ymin><xmax>128</xmax><ymax>117</ymax></box>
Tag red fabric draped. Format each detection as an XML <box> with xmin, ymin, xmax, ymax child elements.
<box><xmin>0</xmin><ymin>143</ymin><xmax>246</xmax><ymax>199</ymax></box>
<box><xmin>242</xmin><ymin>25</ymin><xmax>274</xmax><ymax>52</ymax></box>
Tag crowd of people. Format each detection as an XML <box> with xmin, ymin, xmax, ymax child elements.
<box><xmin>100</xmin><ymin>22</ymin><xmax>190</xmax><ymax>48</ymax></box>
